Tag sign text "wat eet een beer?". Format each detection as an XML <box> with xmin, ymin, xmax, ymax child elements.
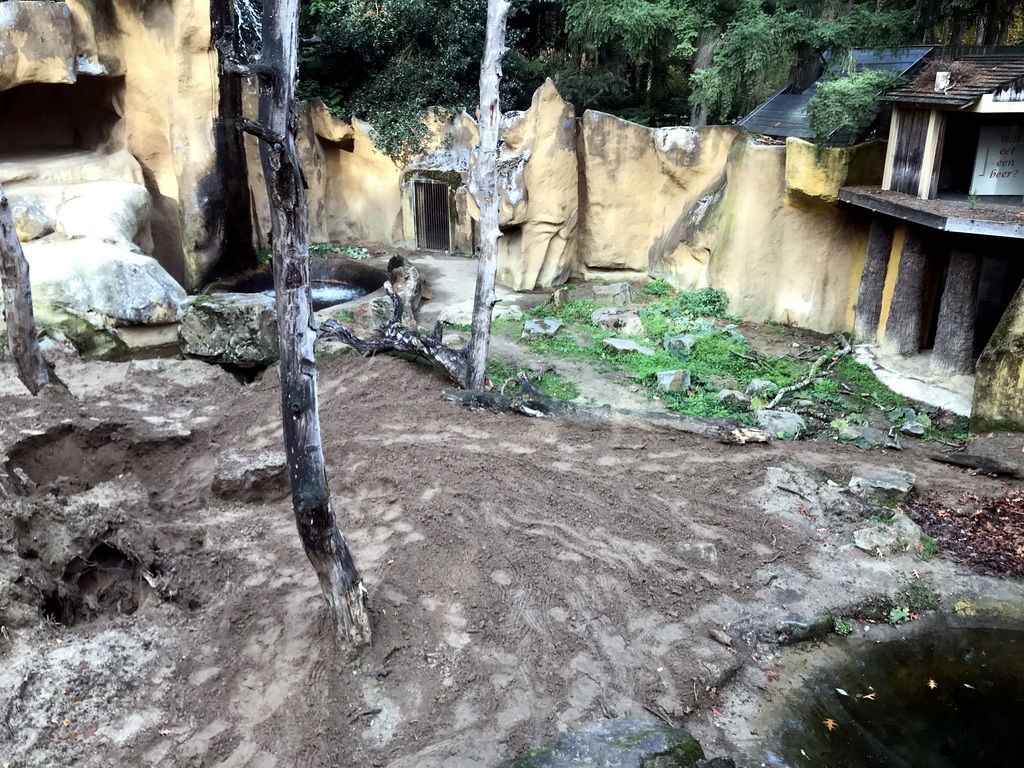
<box><xmin>971</xmin><ymin>125</ymin><xmax>1024</xmax><ymax>196</ymax></box>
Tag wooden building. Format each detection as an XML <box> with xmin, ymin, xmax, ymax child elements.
<box><xmin>839</xmin><ymin>46</ymin><xmax>1024</xmax><ymax>387</ymax></box>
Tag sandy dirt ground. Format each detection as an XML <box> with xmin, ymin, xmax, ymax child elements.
<box><xmin>1</xmin><ymin>350</ymin><xmax>1023</xmax><ymax>768</ymax></box>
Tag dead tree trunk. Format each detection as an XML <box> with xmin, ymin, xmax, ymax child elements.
<box><xmin>930</xmin><ymin>246</ymin><xmax>982</xmax><ymax>375</ymax></box>
<box><xmin>882</xmin><ymin>225</ymin><xmax>928</xmax><ymax>357</ymax></box>
<box><xmin>0</xmin><ymin>182</ymin><xmax>48</xmax><ymax>395</ymax></box>
<box><xmin>246</xmin><ymin>0</ymin><xmax>370</xmax><ymax>649</ymax></box>
<box><xmin>465</xmin><ymin>0</ymin><xmax>511</xmax><ymax>391</ymax></box>
<box><xmin>853</xmin><ymin>216</ymin><xmax>895</xmax><ymax>343</ymax></box>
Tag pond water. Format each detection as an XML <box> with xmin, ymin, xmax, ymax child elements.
<box><xmin>765</xmin><ymin>627</ymin><xmax>1024</xmax><ymax>768</ymax></box>
<box><xmin>260</xmin><ymin>279</ymin><xmax>369</xmax><ymax>311</ymax></box>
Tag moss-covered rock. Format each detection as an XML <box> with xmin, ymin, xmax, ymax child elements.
<box><xmin>500</xmin><ymin>718</ymin><xmax>706</xmax><ymax>768</ymax></box>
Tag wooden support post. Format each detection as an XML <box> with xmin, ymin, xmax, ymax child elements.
<box><xmin>930</xmin><ymin>246</ymin><xmax>982</xmax><ymax>375</ymax></box>
<box><xmin>0</xmin><ymin>182</ymin><xmax>49</xmax><ymax>395</ymax></box>
<box><xmin>853</xmin><ymin>216</ymin><xmax>895</xmax><ymax>343</ymax></box>
<box><xmin>882</xmin><ymin>225</ymin><xmax>928</xmax><ymax>357</ymax></box>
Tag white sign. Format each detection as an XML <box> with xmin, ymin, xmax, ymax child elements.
<box><xmin>971</xmin><ymin>125</ymin><xmax>1024</xmax><ymax>195</ymax></box>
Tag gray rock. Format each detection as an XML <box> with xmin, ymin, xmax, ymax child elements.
<box><xmin>212</xmin><ymin>450</ymin><xmax>289</xmax><ymax>503</ymax></box>
<box><xmin>656</xmin><ymin>369</ymin><xmax>691</xmax><ymax>392</ymax></box>
<box><xmin>745</xmin><ymin>379</ymin><xmax>779</xmax><ymax>398</ymax></box>
<box><xmin>10</xmin><ymin>197</ymin><xmax>54</xmax><ymax>241</ymax></box>
<box><xmin>900</xmin><ymin>421</ymin><xmax>926</xmax><ymax>436</ymax></box>
<box><xmin>57</xmin><ymin>181</ymin><xmax>153</xmax><ymax>253</ymax></box>
<box><xmin>839</xmin><ymin>425</ymin><xmax>892</xmax><ymax>449</ymax></box>
<box><xmin>591</xmin><ymin>307</ymin><xmax>644</xmax><ymax>335</ymax></box>
<box><xmin>178</xmin><ymin>292</ymin><xmax>278</xmax><ymax>367</ymax></box>
<box><xmin>755</xmin><ymin>410</ymin><xmax>807</xmax><ymax>438</ymax></box>
<box><xmin>665</xmin><ymin>333</ymin><xmax>697</xmax><ymax>352</ymax></box>
<box><xmin>499</xmin><ymin>717</ymin><xmax>705</xmax><ymax>768</ymax></box>
<box><xmin>853</xmin><ymin>513</ymin><xmax>922</xmax><ymax>556</ymax></box>
<box><xmin>849</xmin><ymin>468</ymin><xmax>916</xmax><ymax>505</ymax></box>
<box><xmin>677</xmin><ymin>541</ymin><xmax>719</xmax><ymax>565</ymax></box>
<box><xmin>522</xmin><ymin>317</ymin><xmax>563</xmax><ymax>341</ymax></box>
<box><xmin>592</xmin><ymin>282</ymin><xmax>632</xmax><ymax>306</ymax></box>
<box><xmin>602</xmin><ymin>337</ymin><xmax>655</xmax><ymax>355</ymax></box>
<box><xmin>717</xmin><ymin>389</ymin><xmax>749</xmax><ymax>405</ymax></box>
<box><xmin>23</xmin><ymin>240</ymin><xmax>185</xmax><ymax>326</ymax></box>
<box><xmin>438</xmin><ymin>301</ymin><xmax>524</xmax><ymax>326</ymax></box>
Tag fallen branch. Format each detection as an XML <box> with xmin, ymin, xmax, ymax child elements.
<box><xmin>928</xmin><ymin>453</ymin><xmax>1021</xmax><ymax>477</ymax></box>
<box><xmin>318</xmin><ymin>282</ymin><xmax>471</xmax><ymax>389</ymax></box>
<box><xmin>766</xmin><ymin>334</ymin><xmax>852</xmax><ymax>409</ymax></box>
<box><xmin>441</xmin><ymin>389</ymin><xmax>772</xmax><ymax>444</ymax></box>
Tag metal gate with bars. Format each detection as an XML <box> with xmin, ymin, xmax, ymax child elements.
<box><xmin>413</xmin><ymin>179</ymin><xmax>451</xmax><ymax>252</ymax></box>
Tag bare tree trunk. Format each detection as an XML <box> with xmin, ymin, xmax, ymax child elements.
<box><xmin>853</xmin><ymin>216</ymin><xmax>895</xmax><ymax>343</ymax></box>
<box><xmin>689</xmin><ymin>28</ymin><xmax>719</xmax><ymax>128</ymax></box>
<box><xmin>930</xmin><ymin>246</ymin><xmax>982</xmax><ymax>375</ymax></box>
<box><xmin>882</xmin><ymin>225</ymin><xmax>928</xmax><ymax>357</ymax></box>
<box><xmin>466</xmin><ymin>0</ymin><xmax>511</xmax><ymax>391</ymax></box>
<box><xmin>254</xmin><ymin>0</ymin><xmax>370</xmax><ymax>649</ymax></box>
<box><xmin>0</xmin><ymin>182</ymin><xmax>48</xmax><ymax>395</ymax></box>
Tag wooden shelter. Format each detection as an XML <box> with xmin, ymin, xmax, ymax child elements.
<box><xmin>840</xmin><ymin>46</ymin><xmax>1024</xmax><ymax>380</ymax></box>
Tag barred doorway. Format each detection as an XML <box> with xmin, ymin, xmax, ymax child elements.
<box><xmin>413</xmin><ymin>179</ymin><xmax>451</xmax><ymax>252</ymax></box>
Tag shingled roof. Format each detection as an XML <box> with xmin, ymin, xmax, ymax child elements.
<box><xmin>884</xmin><ymin>46</ymin><xmax>1024</xmax><ymax>107</ymax></box>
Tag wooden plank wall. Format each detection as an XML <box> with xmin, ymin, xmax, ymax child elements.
<box><xmin>889</xmin><ymin>108</ymin><xmax>930</xmax><ymax>195</ymax></box>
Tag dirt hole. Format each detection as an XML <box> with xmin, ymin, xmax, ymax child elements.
<box><xmin>42</xmin><ymin>542</ymin><xmax>151</xmax><ymax>626</ymax></box>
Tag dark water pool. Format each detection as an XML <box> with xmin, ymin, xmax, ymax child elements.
<box><xmin>766</xmin><ymin>627</ymin><xmax>1024</xmax><ymax>768</ymax></box>
<box><xmin>259</xmin><ymin>279</ymin><xmax>369</xmax><ymax>310</ymax></box>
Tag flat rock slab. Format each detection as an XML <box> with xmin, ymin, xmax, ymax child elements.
<box><xmin>603</xmin><ymin>338</ymin><xmax>655</xmax><ymax>356</ymax></box>
<box><xmin>853</xmin><ymin>513</ymin><xmax>922</xmax><ymax>556</ymax></box>
<box><xmin>499</xmin><ymin>717</ymin><xmax>706</xmax><ymax>768</ymax></box>
<box><xmin>523</xmin><ymin>317</ymin><xmax>563</xmax><ymax>340</ymax></box>
<box><xmin>849</xmin><ymin>468</ymin><xmax>916</xmax><ymax>497</ymax></box>
<box><xmin>439</xmin><ymin>301</ymin><xmax>524</xmax><ymax>326</ymax></box>
<box><xmin>212</xmin><ymin>450</ymin><xmax>288</xmax><ymax>503</ymax></box>
<box><xmin>591</xmin><ymin>307</ymin><xmax>644</xmax><ymax>336</ymax></box>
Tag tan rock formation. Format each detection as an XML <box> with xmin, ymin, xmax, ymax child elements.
<box><xmin>708</xmin><ymin>141</ymin><xmax>866</xmax><ymax>333</ymax></box>
<box><xmin>972</xmin><ymin>280</ymin><xmax>1024</xmax><ymax>431</ymax></box>
<box><xmin>247</xmin><ymin>96</ymin><xmax>404</xmax><ymax>252</ymax></box>
<box><xmin>496</xmin><ymin>79</ymin><xmax>579</xmax><ymax>290</ymax></box>
<box><xmin>0</xmin><ymin>2</ymin><xmax>76</xmax><ymax>91</ymax></box>
<box><xmin>578</xmin><ymin>113</ymin><xmax>743</xmax><ymax>283</ymax></box>
<box><xmin>785</xmin><ymin>138</ymin><xmax>885</xmax><ymax>203</ymax></box>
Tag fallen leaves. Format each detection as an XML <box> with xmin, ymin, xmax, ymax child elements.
<box><xmin>928</xmin><ymin>679</ymin><xmax>938</xmax><ymax>689</ymax></box>
<box><xmin>905</xmin><ymin>490</ymin><xmax>1024</xmax><ymax>578</ymax></box>
<box><xmin>823</xmin><ymin>718</ymin><xmax>838</xmax><ymax>731</ymax></box>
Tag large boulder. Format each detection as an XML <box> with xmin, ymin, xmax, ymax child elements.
<box><xmin>56</xmin><ymin>182</ymin><xmax>154</xmax><ymax>253</ymax></box>
<box><xmin>21</xmin><ymin>240</ymin><xmax>185</xmax><ymax>326</ymax></box>
<box><xmin>499</xmin><ymin>718</ymin><xmax>706</xmax><ymax>768</ymax></box>
<box><xmin>178</xmin><ymin>293</ymin><xmax>278</xmax><ymax>367</ymax></box>
<box><xmin>0</xmin><ymin>1</ymin><xmax>76</xmax><ymax>91</ymax></box>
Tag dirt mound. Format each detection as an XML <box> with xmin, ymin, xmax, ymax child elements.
<box><xmin>0</xmin><ymin>352</ymin><xmax>1021</xmax><ymax>767</ymax></box>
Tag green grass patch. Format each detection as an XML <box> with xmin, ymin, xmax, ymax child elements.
<box><xmin>642</xmin><ymin>278</ymin><xmax>674</xmax><ymax>297</ymax></box>
<box><xmin>835</xmin><ymin>357</ymin><xmax>908</xmax><ymax>409</ymax></box>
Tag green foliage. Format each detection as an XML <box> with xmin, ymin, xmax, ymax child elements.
<box><xmin>640</xmin><ymin>311</ymin><xmax>670</xmax><ymax>340</ymax></box>
<box><xmin>833</xmin><ymin>617</ymin><xmax>853</xmax><ymax>636</ymax></box>
<box><xmin>888</xmin><ymin>606</ymin><xmax>911</xmax><ymax>624</ymax></box>
<box><xmin>536</xmin><ymin>373</ymin><xmax>581</xmax><ymax>400</ymax></box>
<box><xmin>806</xmin><ymin>69</ymin><xmax>905</xmax><ymax>154</ymax></box>
<box><xmin>834</xmin><ymin>357</ymin><xmax>908</xmax><ymax>409</ymax></box>
<box><xmin>897</xmin><ymin>577</ymin><xmax>940</xmax><ymax>612</ymax></box>
<box><xmin>666</xmin><ymin>287</ymin><xmax>729</xmax><ymax>318</ymax></box>
<box><xmin>526</xmin><ymin>333</ymin><xmax>588</xmax><ymax>358</ymax></box>
<box><xmin>918</xmin><ymin>534</ymin><xmax>938</xmax><ymax>561</ymax></box>
<box><xmin>308</xmin><ymin>242</ymin><xmax>371</xmax><ymax>259</ymax></box>
<box><xmin>298</xmin><ymin>0</ymin><xmax>520</xmax><ymax>160</ymax></box>
<box><xmin>553</xmin><ymin>298</ymin><xmax>599</xmax><ymax>325</ymax></box>
<box><xmin>256</xmin><ymin>249</ymin><xmax>273</xmax><ymax>265</ymax></box>
<box><xmin>643</xmin><ymin>278</ymin><xmax>674</xmax><ymax>297</ymax></box>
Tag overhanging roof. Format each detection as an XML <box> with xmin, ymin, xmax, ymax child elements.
<box><xmin>885</xmin><ymin>46</ymin><xmax>1024</xmax><ymax>107</ymax></box>
<box><xmin>740</xmin><ymin>47</ymin><xmax>932</xmax><ymax>142</ymax></box>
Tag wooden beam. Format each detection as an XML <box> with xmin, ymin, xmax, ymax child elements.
<box><xmin>854</xmin><ymin>216</ymin><xmax>895</xmax><ymax>343</ymax></box>
<box><xmin>917</xmin><ymin>109</ymin><xmax>946</xmax><ymax>200</ymax></box>
<box><xmin>882</xmin><ymin>105</ymin><xmax>900</xmax><ymax>190</ymax></box>
<box><xmin>882</xmin><ymin>225</ymin><xmax>928</xmax><ymax>356</ymax></box>
<box><xmin>930</xmin><ymin>246</ymin><xmax>982</xmax><ymax>375</ymax></box>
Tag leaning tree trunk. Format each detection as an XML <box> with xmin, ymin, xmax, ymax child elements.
<box><xmin>0</xmin><ymin>182</ymin><xmax>48</xmax><ymax>395</ymax></box>
<box><xmin>254</xmin><ymin>0</ymin><xmax>370</xmax><ymax>648</ymax></box>
<box><xmin>465</xmin><ymin>0</ymin><xmax>511</xmax><ymax>391</ymax></box>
